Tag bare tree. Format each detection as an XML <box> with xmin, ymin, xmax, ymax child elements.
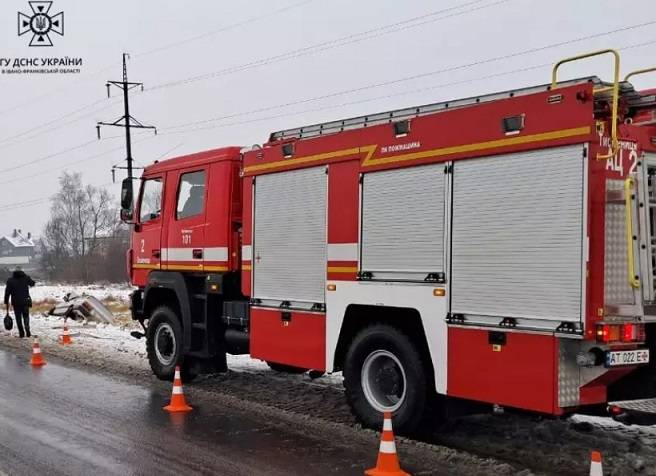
<box><xmin>41</xmin><ymin>172</ymin><xmax>126</xmax><ymax>282</ymax></box>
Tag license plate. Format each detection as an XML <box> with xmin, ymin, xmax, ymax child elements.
<box><xmin>605</xmin><ymin>349</ymin><xmax>650</xmax><ymax>367</ymax></box>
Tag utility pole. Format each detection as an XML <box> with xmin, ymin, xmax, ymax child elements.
<box><xmin>96</xmin><ymin>53</ymin><xmax>156</xmax><ymax>196</ymax></box>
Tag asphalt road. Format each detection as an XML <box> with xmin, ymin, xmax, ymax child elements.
<box><xmin>0</xmin><ymin>349</ymin><xmax>384</xmax><ymax>476</ymax></box>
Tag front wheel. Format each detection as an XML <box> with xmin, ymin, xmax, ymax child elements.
<box><xmin>146</xmin><ymin>306</ymin><xmax>196</xmax><ymax>382</ymax></box>
<box><xmin>343</xmin><ymin>324</ymin><xmax>430</xmax><ymax>434</ymax></box>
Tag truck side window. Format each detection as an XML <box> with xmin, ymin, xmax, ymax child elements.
<box><xmin>177</xmin><ymin>171</ymin><xmax>206</xmax><ymax>220</ymax></box>
<box><xmin>140</xmin><ymin>178</ymin><xmax>163</xmax><ymax>223</ymax></box>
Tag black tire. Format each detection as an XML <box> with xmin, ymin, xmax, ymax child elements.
<box><xmin>343</xmin><ymin>324</ymin><xmax>430</xmax><ymax>435</ymax></box>
<box><xmin>146</xmin><ymin>306</ymin><xmax>196</xmax><ymax>382</ymax></box>
<box><xmin>266</xmin><ymin>361</ymin><xmax>308</xmax><ymax>374</ymax></box>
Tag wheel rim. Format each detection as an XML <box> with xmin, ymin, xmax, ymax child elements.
<box><xmin>154</xmin><ymin>323</ymin><xmax>176</xmax><ymax>366</ymax></box>
<box><xmin>361</xmin><ymin>349</ymin><xmax>407</xmax><ymax>412</ymax></box>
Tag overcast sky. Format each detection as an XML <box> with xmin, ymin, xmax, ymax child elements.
<box><xmin>0</xmin><ymin>0</ymin><xmax>654</xmax><ymax>237</ymax></box>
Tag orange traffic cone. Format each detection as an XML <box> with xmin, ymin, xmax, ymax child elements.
<box><xmin>589</xmin><ymin>451</ymin><xmax>603</xmax><ymax>476</ymax></box>
<box><xmin>163</xmin><ymin>366</ymin><xmax>192</xmax><ymax>413</ymax></box>
<box><xmin>365</xmin><ymin>412</ymin><xmax>410</xmax><ymax>476</ymax></box>
<box><xmin>59</xmin><ymin>323</ymin><xmax>72</xmax><ymax>345</ymax></box>
<box><xmin>30</xmin><ymin>337</ymin><xmax>46</xmax><ymax>367</ymax></box>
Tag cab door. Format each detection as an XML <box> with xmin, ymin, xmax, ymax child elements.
<box><xmin>163</xmin><ymin>167</ymin><xmax>208</xmax><ymax>272</ymax></box>
<box><xmin>133</xmin><ymin>176</ymin><xmax>164</xmax><ymax>285</ymax></box>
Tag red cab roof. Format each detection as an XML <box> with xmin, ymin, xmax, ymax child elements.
<box><xmin>143</xmin><ymin>146</ymin><xmax>242</xmax><ymax>176</ymax></box>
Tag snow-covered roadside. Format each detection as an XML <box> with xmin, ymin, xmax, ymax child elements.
<box><xmin>4</xmin><ymin>284</ymin><xmax>656</xmax><ymax>474</ymax></box>
<box><xmin>3</xmin><ymin>308</ymin><xmax>656</xmax><ymax>475</ymax></box>
<box><xmin>10</xmin><ymin>282</ymin><xmax>656</xmax><ymax>430</ymax></box>
<box><xmin>29</xmin><ymin>283</ymin><xmax>134</xmax><ymax>303</ymax></box>
<box><xmin>3</xmin><ymin>283</ymin><xmax>345</xmax><ymax>388</ymax></box>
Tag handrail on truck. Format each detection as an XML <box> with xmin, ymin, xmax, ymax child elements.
<box><xmin>624</xmin><ymin>177</ymin><xmax>641</xmax><ymax>289</ymax></box>
<box><xmin>624</xmin><ymin>66</ymin><xmax>656</xmax><ymax>82</ymax></box>
<box><xmin>551</xmin><ymin>49</ymin><xmax>620</xmax><ymax>161</ymax></box>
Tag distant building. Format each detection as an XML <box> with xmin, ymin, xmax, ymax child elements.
<box><xmin>0</xmin><ymin>229</ymin><xmax>36</xmax><ymax>267</ymax></box>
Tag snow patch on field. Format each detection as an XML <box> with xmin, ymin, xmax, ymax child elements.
<box><xmin>30</xmin><ymin>283</ymin><xmax>134</xmax><ymax>303</ymax></box>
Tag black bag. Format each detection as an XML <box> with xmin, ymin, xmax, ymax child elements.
<box><xmin>4</xmin><ymin>313</ymin><xmax>12</xmax><ymax>331</ymax></box>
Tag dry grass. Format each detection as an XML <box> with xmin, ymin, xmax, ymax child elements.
<box><xmin>101</xmin><ymin>298</ymin><xmax>130</xmax><ymax>314</ymax></box>
<box><xmin>29</xmin><ymin>298</ymin><xmax>58</xmax><ymax>315</ymax></box>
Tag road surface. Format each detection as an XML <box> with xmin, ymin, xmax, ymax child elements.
<box><xmin>0</xmin><ymin>349</ymin><xmax>392</xmax><ymax>476</ymax></box>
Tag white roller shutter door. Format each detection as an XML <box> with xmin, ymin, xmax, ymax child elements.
<box><xmin>451</xmin><ymin>144</ymin><xmax>584</xmax><ymax>322</ymax></box>
<box><xmin>361</xmin><ymin>164</ymin><xmax>446</xmax><ymax>280</ymax></box>
<box><xmin>253</xmin><ymin>167</ymin><xmax>327</xmax><ymax>303</ymax></box>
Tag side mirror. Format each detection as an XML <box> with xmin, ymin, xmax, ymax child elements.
<box><xmin>120</xmin><ymin>178</ymin><xmax>134</xmax><ymax>223</ymax></box>
<box><xmin>120</xmin><ymin>208</ymin><xmax>133</xmax><ymax>222</ymax></box>
<box><xmin>121</xmin><ymin>178</ymin><xmax>133</xmax><ymax>210</ymax></box>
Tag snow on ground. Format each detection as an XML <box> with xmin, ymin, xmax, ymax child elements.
<box><xmin>5</xmin><ymin>282</ymin><xmax>344</xmax><ymax>388</ymax></box>
<box><xmin>4</xmin><ymin>285</ymin><xmax>656</xmax><ymax>474</ymax></box>
<box><xmin>30</xmin><ymin>282</ymin><xmax>134</xmax><ymax>303</ymax></box>
<box><xmin>13</xmin><ymin>282</ymin><xmax>656</xmax><ymax>424</ymax></box>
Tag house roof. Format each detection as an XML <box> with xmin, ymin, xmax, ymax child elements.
<box><xmin>3</xmin><ymin>231</ymin><xmax>34</xmax><ymax>248</ymax></box>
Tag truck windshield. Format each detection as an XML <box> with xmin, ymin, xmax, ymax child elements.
<box><xmin>140</xmin><ymin>178</ymin><xmax>162</xmax><ymax>222</ymax></box>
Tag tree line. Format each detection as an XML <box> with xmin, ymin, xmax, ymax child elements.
<box><xmin>39</xmin><ymin>172</ymin><xmax>129</xmax><ymax>283</ymax></box>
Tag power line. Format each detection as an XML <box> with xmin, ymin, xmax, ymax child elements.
<box><xmin>0</xmin><ymin>98</ymin><xmax>109</xmax><ymax>145</ymax></box>
<box><xmin>151</xmin><ymin>142</ymin><xmax>185</xmax><ymax>162</ymax></box>
<box><xmin>2</xmin><ymin>34</ymin><xmax>654</xmax><ymax>193</ymax></box>
<box><xmin>0</xmin><ymin>40</ymin><xmax>654</xmax><ymax>214</ymax></box>
<box><xmin>163</xmin><ymin>38</ymin><xmax>654</xmax><ymax>135</ymax></box>
<box><xmin>161</xmin><ymin>23</ymin><xmax>656</xmax><ymax>133</ymax></box>
<box><xmin>0</xmin><ymin>62</ymin><xmax>120</xmax><ymax>117</ymax></box>
<box><xmin>0</xmin><ymin>135</ymin><xmax>155</xmax><ymax>187</ymax></box>
<box><xmin>132</xmin><ymin>0</ymin><xmax>317</xmax><ymax>59</ymax></box>
<box><xmin>0</xmin><ymin>98</ymin><xmax>122</xmax><ymax>150</ymax></box>
<box><xmin>0</xmin><ymin>0</ymin><xmax>316</xmax><ymax>117</ymax></box>
<box><xmin>147</xmin><ymin>0</ymin><xmax>513</xmax><ymax>92</ymax></box>
<box><xmin>0</xmin><ymin>135</ymin><xmax>127</xmax><ymax>175</ymax></box>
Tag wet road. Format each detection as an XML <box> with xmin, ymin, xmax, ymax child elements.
<box><xmin>0</xmin><ymin>349</ymin><xmax>378</xmax><ymax>476</ymax></box>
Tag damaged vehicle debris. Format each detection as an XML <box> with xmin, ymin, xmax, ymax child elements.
<box><xmin>48</xmin><ymin>292</ymin><xmax>116</xmax><ymax>325</ymax></box>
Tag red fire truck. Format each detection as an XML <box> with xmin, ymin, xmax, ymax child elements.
<box><xmin>123</xmin><ymin>50</ymin><xmax>656</xmax><ymax>433</ymax></box>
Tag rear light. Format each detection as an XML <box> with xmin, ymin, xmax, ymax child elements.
<box><xmin>596</xmin><ymin>324</ymin><xmax>611</xmax><ymax>343</ymax></box>
<box><xmin>596</xmin><ymin>323</ymin><xmax>645</xmax><ymax>344</ymax></box>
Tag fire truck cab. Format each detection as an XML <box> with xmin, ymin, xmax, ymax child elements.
<box><xmin>125</xmin><ymin>51</ymin><xmax>656</xmax><ymax>433</ymax></box>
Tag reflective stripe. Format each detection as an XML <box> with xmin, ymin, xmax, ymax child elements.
<box><xmin>162</xmin><ymin>247</ymin><xmax>229</xmax><ymax>261</ymax></box>
<box><xmin>379</xmin><ymin>440</ymin><xmax>396</xmax><ymax>454</ymax></box>
<box><xmin>242</xmin><ymin>245</ymin><xmax>252</xmax><ymax>261</ymax></box>
<box><xmin>164</xmin><ymin>248</ymin><xmax>198</xmax><ymax>261</ymax></box>
<box><xmin>383</xmin><ymin>419</ymin><xmax>392</xmax><ymax>431</ymax></box>
<box><xmin>204</xmin><ymin>247</ymin><xmax>229</xmax><ymax>261</ymax></box>
<box><xmin>172</xmin><ymin>386</ymin><xmax>183</xmax><ymax>395</ymax></box>
<box><xmin>174</xmin><ymin>370</ymin><xmax>181</xmax><ymax>380</ymax></box>
<box><xmin>327</xmin><ymin>243</ymin><xmax>358</xmax><ymax>261</ymax></box>
<box><xmin>33</xmin><ymin>348</ymin><xmax>41</xmax><ymax>354</ymax></box>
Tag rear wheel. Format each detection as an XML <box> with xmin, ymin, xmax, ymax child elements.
<box><xmin>266</xmin><ymin>361</ymin><xmax>308</xmax><ymax>374</ymax></box>
<box><xmin>146</xmin><ymin>306</ymin><xmax>196</xmax><ymax>382</ymax></box>
<box><xmin>343</xmin><ymin>324</ymin><xmax>430</xmax><ymax>434</ymax></box>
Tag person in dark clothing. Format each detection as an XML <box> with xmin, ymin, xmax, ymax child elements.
<box><xmin>4</xmin><ymin>267</ymin><xmax>35</xmax><ymax>338</ymax></box>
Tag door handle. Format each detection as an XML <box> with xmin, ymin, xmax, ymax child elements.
<box><xmin>193</xmin><ymin>249</ymin><xmax>203</xmax><ymax>259</ymax></box>
<box><xmin>152</xmin><ymin>249</ymin><xmax>161</xmax><ymax>258</ymax></box>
